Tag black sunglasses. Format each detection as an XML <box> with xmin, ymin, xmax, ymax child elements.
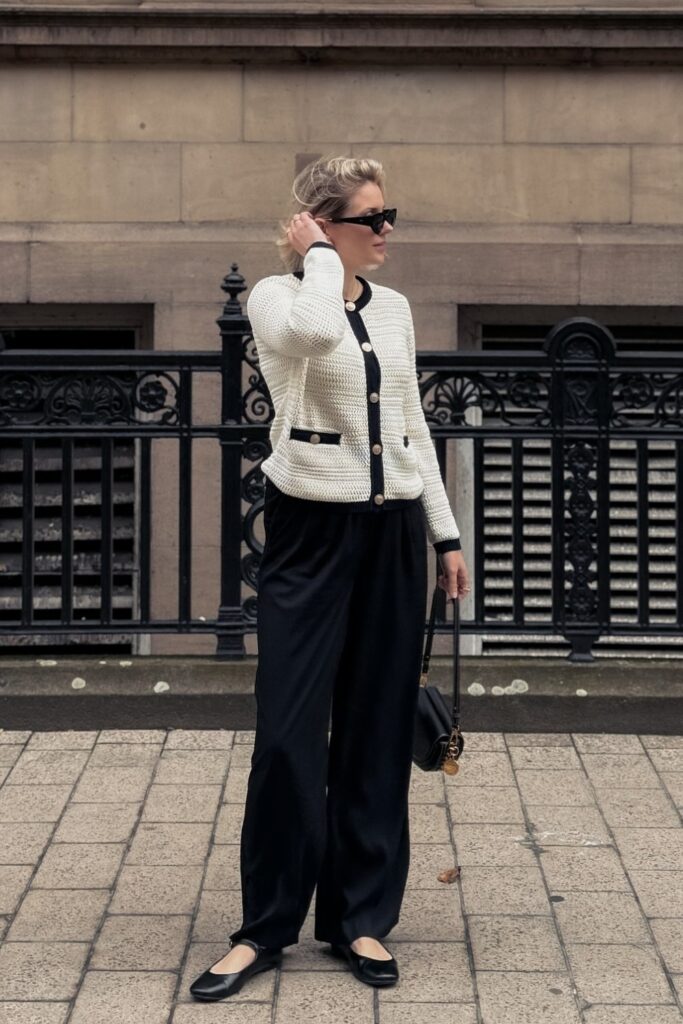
<box><xmin>328</xmin><ymin>208</ymin><xmax>397</xmax><ymax>236</ymax></box>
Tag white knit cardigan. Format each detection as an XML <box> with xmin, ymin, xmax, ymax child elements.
<box><xmin>247</xmin><ymin>241</ymin><xmax>461</xmax><ymax>553</ymax></box>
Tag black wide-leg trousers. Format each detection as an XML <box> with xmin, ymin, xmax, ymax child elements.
<box><xmin>228</xmin><ymin>477</ymin><xmax>428</xmax><ymax>950</ymax></box>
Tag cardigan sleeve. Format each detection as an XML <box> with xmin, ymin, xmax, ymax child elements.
<box><xmin>402</xmin><ymin>296</ymin><xmax>462</xmax><ymax>553</ymax></box>
<box><xmin>246</xmin><ymin>242</ymin><xmax>347</xmax><ymax>359</ymax></box>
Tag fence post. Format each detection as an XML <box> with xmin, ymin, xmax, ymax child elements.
<box><xmin>215</xmin><ymin>262</ymin><xmax>250</xmax><ymax>659</ymax></box>
<box><xmin>544</xmin><ymin>316</ymin><xmax>616</xmax><ymax>661</ymax></box>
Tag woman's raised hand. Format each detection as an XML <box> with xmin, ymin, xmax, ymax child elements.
<box><xmin>286</xmin><ymin>211</ymin><xmax>333</xmax><ymax>257</ymax></box>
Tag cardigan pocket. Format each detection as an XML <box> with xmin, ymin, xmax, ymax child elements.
<box><xmin>290</xmin><ymin>426</ymin><xmax>342</xmax><ymax>445</ymax></box>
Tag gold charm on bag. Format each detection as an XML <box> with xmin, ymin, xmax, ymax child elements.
<box><xmin>442</xmin><ymin>726</ymin><xmax>463</xmax><ymax>776</ymax></box>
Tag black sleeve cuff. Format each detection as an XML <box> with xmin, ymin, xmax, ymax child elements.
<box><xmin>305</xmin><ymin>241</ymin><xmax>337</xmax><ymax>253</ymax></box>
<box><xmin>433</xmin><ymin>538</ymin><xmax>462</xmax><ymax>554</ymax></box>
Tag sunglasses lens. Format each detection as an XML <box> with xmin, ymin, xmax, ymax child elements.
<box><xmin>385</xmin><ymin>209</ymin><xmax>397</xmax><ymax>226</ymax></box>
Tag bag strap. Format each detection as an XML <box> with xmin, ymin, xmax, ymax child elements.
<box><xmin>421</xmin><ymin>586</ymin><xmax>461</xmax><ymax>730</ymax></box>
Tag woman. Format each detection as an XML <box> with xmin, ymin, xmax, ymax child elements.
<box><xmin>190</xmin><ymin>155</ymin><xmax>470</xmax><ymax>1002</ymax></box>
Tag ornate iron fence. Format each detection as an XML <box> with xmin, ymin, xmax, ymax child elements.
<box><xmin>1</xmin><ymin>263</ymin><xmax>681</xmax><ymax>661</ymax></box>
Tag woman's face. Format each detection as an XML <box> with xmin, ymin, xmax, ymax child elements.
<box><xmin>316</xmin><ymin>181</ymin><xmax>393</xmax><ymax>271</ymax></box>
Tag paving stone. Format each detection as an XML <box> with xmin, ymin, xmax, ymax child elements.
<box><xmin>469</xmin><ymin>914</ymin><xmax>565</xmax><ymax>970</ymax></box>
<box><xmin>214</xmin><ymin>802</ymin><xmax>246</xmax><ymax>843</ymax></box>
<box><xmin>234</xmin><ymin>730</ymin><xmax>256</xmax><ymax>744</ymax></box>
<box><xmin>0</xmin><ymin>731</ymin><xmax>31</xmax><ymax>745</ymax></box>
<box><xmin>476</xmin><ymin>970</ymin><xmax>581</xmax><ymax>1023</ymax></box>
<box><xmin>0</xmin><ymin>822</ymin><xmax>53</xmax><ymax>863</ymax></box>
<box><xmin>408</xmin><ymin>801</ymin><xmax>451</xmax><ymax>843</ymax></box>
<box><xmin>505</xmin><ymin>733</ymin><xmax>573</xmax><ymax>746</ymax></box>
<box><xmin>164</xmin><ymin>728</ymin><xmax>234</xmax><ymax>749</ymax></box>
<box><xmin>627</xmin><ymin>870</ymin><xmax>683</xmax><ymax>917</ymax></box>
<box><xmin>648</xmin><ymin>749</ymin><xmax>683</xmax><ymax>772</ymax></box>
<box><xmin>510</xmin><ymin>746</ymin><xmax>582</xmax><ymax>769</ymax></box>
<box><xmin>5</xmin><ymin>749</ymin><xmax>90</xmax><ymax>786</ymax></box>
<box><xmin>154</xmin><ymin>749</ymin><xmax>229</xmax><ymax>784</ymax></box>
<box><xmin>649</xmin><ymin>918</ymin><xmax>683</xmax><ymax>973</ymax></box>
<box><xmin>204</xmin><ymin>843</ymin><xmax>241</xmax><ymax>889</ymax></box>
<box><xmin>566</xmin><ymin>943</ymin><xmax>674</xmax><ymax>1004</ymax></box>
<box><xmin>573</xmin><ymin>734</ymin><xmax>644</xmax><ymax>753</ymax></box>
<box><xmin>612</xmin><ymin>827</ymin><xmax>683</xmax><ymax>871</ymax></box>
<box><xmin>223</xmin><ymin>766</ymin><xmax>251</xmax><ymax>803</ymax></box>
<box><xmin>527</xmin><ymin>805</ymin><xmax>611</xmax><ymax>846</ymax></box>
<box><xmin>0</xmin><ymin>940</ymin><xmax>89</xmax><ymax>1000</ymax></box>
<box><xmin>659</xmin><ymin>773</ymin><xmax>683</xmax><ymax>807</ymax></box>
<box><xmin>141</xmin><ymin>783</ymin><xmax>222</xmax><ymax>822</ymax></box>
<box><xmin>26</xmin><ymin>731</ymin><xmax>98</xmax><ymax>750</ymax></box>
<box><xmin>87</xmin><ymin>743</ymin><xmax>162</xmax><ymax>767</ymax></box>
<box><xmin>390</xmin><ymin>887</ymin><xmax>466</xmax><ymax>941</ymax></box>
<box><xmin>455</xmin><ymin>731</ymin><xmax>506</xmax><ymax>751</ymax></box>
<box><xmin>453</xmin><ymin>823</ymin><xmax>537</xmax><ymax>865</ymax></box>
<box><xmin>443</xmin><ymin>750</ymin><xmax>515</xmax><ymax>787</ymax></box>
<box><xmin>552</xmin><ymin>890</ymin><xmax>650</xmax><ymax>944</ymax></box>
<box><xmin>179</xmin><ymin>941</ymin><xmax>277</xmax><ymax>1003</ymax></box>
<box><xmin>53</xmin><ymin>801</ymin><xmax>140</xmax><ymax>843</ymax></box>
<box><xmin>191</xmin><ymin>888</ymin><xmax>244</xmax><ymax>942</ymax></box>
<box><xmin>126</xmin><ymin>821</ymin><xmax>213</xmax><ymax>866</ymax></box>
<box><xmin>68</xmin><ymin>969</ymin><xmax>176</xmax><ymax>1024</ymax></box>
<box><xmin>408</xmin><ymin>769</ymin><xmax>446</xmax><ymax>804</ymax></box>
<box><xmin>174</xmin><ymin>1003</ymin><xmax>272</xmax><ymax>1023</ymax></box>
<box><xmin>6</xmin><ymin>889</ymin><xmax>109</xmax><ymax>941</ymax></box>
<box><xmin>515</xmin><ymin>769</ymin><xmax>595</xmax><ymax>806</ymax></box>
<box><xmin>460</xmin><ymin>865</ymin><xmax>549</xmax><ymax>914</ymax></box>
<box><xmin>579</xmin><ymin>754</ymin><xmax>661</xmax><ymax>788</ymax></box>
<box><xmin>584</xmin><ymin>1008</ymin><xmax>683</xmax><ymax>1024</ymax></box>
<box><xmin>404</xmin><ymin>843</ymin><xmax>461</xmax><ymax>888</ymax></box>
<box><xmin>0</xmin><ymin>745</ymin><xmax>25</xmax><ymax>766</ymax></box>
<box><xmin>275</xmin><ymin>969</ymin><xmax>372</xmax><ymax>1022</ymax></box>
<box><xmin>108</xmin><ymin>864</ymin><xmax>204</xmax><ymax>915</ymax></box>
<box><xmin>31</xmin><ymin>842</ymin><xmax>125</xmax><ymax>889</ymax></box>
<box><xmin>97</xmin><ymin>730</ymin><xmax>166</xmax><ymax>744</ymax></box>
<box><xmin>0</xmin><ymin>785</ymin><xmax>72</xmax><ymax>822</ymax></box>
<box><xmin>639</xmin><ymin>735</ymin><xmax>683</xmax><ymax>750</ymax></box>
<box><xmin>0</xmin><ymin>865</ymin><xmax>33</xmax><ymax>915</ymax></box>
<box><xmin>447</xmin><ymin>786</ymin><xmax>525</xmax><ymax>823</ymax></box>
<box><xmin>0</xmin><ymin>1004</ymin><xmax>70</xmax><ymax>1023</ymax></box>
<box><xmin>380</xmin><ymin>1004</ymin><xmax>477</xmax><ymax>1024</ymax></box>
<box><xmin>90</xmin><ymin>913</ymin><xmax>191</xmax><ymax>970</ymax></box>
<box><xmin>540</xmin><ymin>846</ymin><xmax>630</xmax><ymax>892</ymax></box>
<box><xmin>378</xmin><ymin>940</ymin><xmax>475</xmax><ymax>1003</ymax></box>
<box><xmin>71</xmin><ymin>766</ymin><xmax>154</xmax><ymax>803</ymax></box>
<box><xmin>593</xmin><ymin>788</ymin><xmax>680</xmax><ymax>828</ymax></box>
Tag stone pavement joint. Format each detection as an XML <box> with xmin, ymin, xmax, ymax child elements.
<box><xmin>0</xmin><ymin>727</ymin><xmax>681</xmax><ymax>1023</ymax></box>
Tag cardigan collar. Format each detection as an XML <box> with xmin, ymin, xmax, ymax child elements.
<box><xmin>293</xmin><ymin>269</ymin><xmax>372</xmax><ymax>312</ymax></box>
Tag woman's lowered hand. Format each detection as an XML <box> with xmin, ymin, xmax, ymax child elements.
<box><xmin>437</xmin><ymin>550</ymin><xmax>471</xmax><ymax>601</ymax></box>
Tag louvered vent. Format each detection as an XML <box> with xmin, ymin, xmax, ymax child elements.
<box><xmin>0</xmin><ymin>328</ymin><xmax>137</xmax><ymax>653</ymax></box>
<box><xmin>478</xmin><ymin>323</ymin><xmax>683</xmax><ymax>658</ymax></box>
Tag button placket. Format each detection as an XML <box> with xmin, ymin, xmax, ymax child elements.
<box><xmin>344</xmin><ymin>294</ymin><xmax>384</xmax><ymax>508</ymax></box>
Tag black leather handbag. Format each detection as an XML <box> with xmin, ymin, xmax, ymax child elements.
<box><xmin>412</xmin><ymin>586</ymin><xmax>465</xmax><ymax>774</ymax></box>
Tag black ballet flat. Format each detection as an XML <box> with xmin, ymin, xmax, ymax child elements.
<box><xmin>189</xmin><ymin>938</ymin><xmax>282</xmax><ymax>1001</ymax></box>
<box><xmin>329</xmin><ymin>940</ymin><xmax>399</xmax><ymax>987</ymax></box>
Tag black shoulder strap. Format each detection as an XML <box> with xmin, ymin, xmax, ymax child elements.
<box><xmin>421</xmin><ymin>586</ymin><xmax>461</xmax><ymax>729</ymax></box>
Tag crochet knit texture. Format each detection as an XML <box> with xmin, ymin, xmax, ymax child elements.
<box><xmin>247</xmin><ymin>242</ymin><xmax>461</xmax><ymax>552</ymax></box>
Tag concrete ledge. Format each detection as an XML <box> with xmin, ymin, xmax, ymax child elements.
<box><xmin>1</xmin><ymin>655</ymin><xmax>681</xmax><ymax>699</ymax></box>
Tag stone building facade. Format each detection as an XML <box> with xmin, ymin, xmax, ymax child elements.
<box><xmin>0</xmin><ymin>3</ymin><xmax>681</xmax><ymax>655</ymax></box>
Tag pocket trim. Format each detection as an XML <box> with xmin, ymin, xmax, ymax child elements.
<box><xmin>290</xmin><ymin>426</ymin><xmax>342</xmax><ymax>445</ymax></box>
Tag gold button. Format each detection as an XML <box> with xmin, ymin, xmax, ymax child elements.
<box><xmin>369</xmin><ymin>392</ymin><xmax>379</xmax><ymax>403</ymax></box>
<box><xmin>372</xmin><ymin>443</ymin><xmax>382</xmax><ymax>454</ymax></box>
<box><xmin>345</xmin><ymin>301</ymin><xmax>356</xmax><ymax>311</ymax></box>
<box><xmin>374</xmin><ymin>493</ymin><xmax>385</xmax><ymax>505</ymax></box>
<box><xmin>361</xmin><ymin>342</ymin><xmax>372</xmax><ymax>351</ymax></box>
<box><xmin>309</xmin><ymin>433</ymin><xmax>320</xmax><ymax>444</ymax></box>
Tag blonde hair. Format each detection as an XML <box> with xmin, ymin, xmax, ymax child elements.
<box><xmin>276</xmin><ymin>154</ymin><xmax>386</xmax><ymax>274</ymax></box>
